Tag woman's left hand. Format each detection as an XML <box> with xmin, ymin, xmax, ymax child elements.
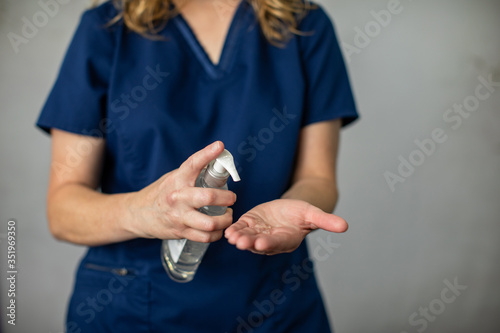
<box><xmin>224</xmin><ymin>199</ymin><xmax>348</xmax><ymax>255</ymax></box>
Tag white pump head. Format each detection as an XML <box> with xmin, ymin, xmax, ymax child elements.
<box><xmin>210</xmin><ymin>149</ymin><xmax>241</xmax><ymax>182</ymax></box>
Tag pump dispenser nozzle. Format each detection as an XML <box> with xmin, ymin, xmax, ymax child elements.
<box><xmin>209</xmin><ymin>149</ymin><xmax>241</xmax><ymax>182</ymax></box>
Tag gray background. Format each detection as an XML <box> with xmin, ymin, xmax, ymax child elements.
<box><xmin>1</xmin><ymin>0</ymin><xmax>499</xmax><ymax>332</ymax></box>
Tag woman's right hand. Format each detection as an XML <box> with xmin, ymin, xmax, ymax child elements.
<box><xmin>125</xmin><ymin>141</ymin><xmax>237</xmax><ymax>243</ymax></box>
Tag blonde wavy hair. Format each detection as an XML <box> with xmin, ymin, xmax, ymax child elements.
<box><xmin>94</xmin><ymin>0</ymin><xmax>314</xmax><ymax>46</ymax></box>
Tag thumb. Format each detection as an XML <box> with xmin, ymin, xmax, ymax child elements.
<box><xmin>179</xmin><ymin>141</ymin><xmax>225</xmax><ymax>180</ymax></box>
<box><xmin>304</xmin><ymin>205</ymin><xmax>348</xmax><ymax>233</ymax></box>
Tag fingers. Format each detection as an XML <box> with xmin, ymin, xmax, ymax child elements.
<box><xmin>304</xmin><ymin>205</ymin><xmax>348</xmax><ymax>233</ymax></box>
<box><xmin>172</xmin><ymin>187</ymin><xmax>237</xmax><ymax>209</ymax></box>
<box><xmin>224</xmin><ymin>221</ymin><xmax>245</xmax><ymax>239</ymax></box>
<box><xmin>183</xmin><ymin>209</ymin><xmax>233</xmax><ymax>233</ymax></box>
<box><xmin>165</xmin><ymin>187</ymin><xmax>235</xmax><ymax>242</ymax></box>
<box><xmin>182</xmin><ymin>228</ymin><xmax>225</xmax><ymax>243</ymax></box>
<box><xmin>224</xmin><ymin>199</ymin><xmax>349</xmax><ymax>256</ymax></box>
<box><xmin>174</xmin><ymin>208</ymin><xmax>233</xmax><ymax>243</ymax></box>
<box><xmin>141</xmin><ymin>141</ymin><xmax>236</xmax><ymax>242</ymax></box>
<box><xmin>253</xmin><ymin>235</ymin><xmax>291</xmax><ymax>255</ymax></box>
<box><xmin>225</xmin><ymin>221</ymin><xmax>255</xmax><ymax>249</ymax></box>
<box><xmin>179</xmin><ymin>141</ymin><xmax>225</xmax><ymax>181</ymax></box>
<box><xmin>225</xmin><ymin>223</ymin><xmax>295</xmax><ymax>255</ymax></box>
<box><xmin>227</xmin><ymin>230</ymin><xmax>259</xmax><ymax>252</ymax></box>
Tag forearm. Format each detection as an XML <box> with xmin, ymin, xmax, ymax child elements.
<box><xmin>281</xmin><ymin>177</ymin><xmax>339</xmax><ymax>213</ymax></box>
<box><xmin>47</xmin><ymin>184</ymin><xmax>137</xmax><ymax>246</ymax></box>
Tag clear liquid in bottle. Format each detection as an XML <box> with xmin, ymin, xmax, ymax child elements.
<box><xmin>161</xmin><ymin>169</ymin><xmax>230</xmax><ymax>283</ymax></box>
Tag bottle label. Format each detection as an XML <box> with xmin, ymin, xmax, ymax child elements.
<box><xmin>168</xmin><ymin>239</ymin><xmax>187</xmax><ymax>263</ymax></box>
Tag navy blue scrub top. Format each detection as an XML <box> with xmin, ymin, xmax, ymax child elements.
<box><xmin>37</xmin><ymin>1</ymin><xmax>358</xmax><ymax>332</ymax></box>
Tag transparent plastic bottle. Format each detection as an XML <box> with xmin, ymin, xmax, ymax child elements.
<box><xmin>161</xmin><ymin>149</ymin><xmax>240</xmax><ymax>283</ymax></box>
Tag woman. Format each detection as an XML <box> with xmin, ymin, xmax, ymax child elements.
<box><xmin>37</xmin><ymin>0</ymin><xmax>358</xmax><ymax>331</ymax></box>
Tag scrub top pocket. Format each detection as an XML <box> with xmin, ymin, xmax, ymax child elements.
<box><xmin>66</xmin><ymin>262</ymin><xmax>151</xmax><ymax>333</ymax></box>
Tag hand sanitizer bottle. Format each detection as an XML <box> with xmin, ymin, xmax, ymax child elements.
<box><xmin>162</xmin><ymin>149</ymin><xmax>241</xmax><ymax>283</ymax></box>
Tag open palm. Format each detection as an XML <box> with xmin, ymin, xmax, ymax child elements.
<box><xmin>225</xmin><ymin>199</ymin><xmax>348</xmax><ymax>255</ymax></box>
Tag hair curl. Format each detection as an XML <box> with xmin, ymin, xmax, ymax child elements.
<box><xmin>94</xmin><ymin>0</ymin><xmax>314</xmax><ymax>46</ymax></box>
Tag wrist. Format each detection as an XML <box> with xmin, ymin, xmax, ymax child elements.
<box><xmin>120</xmin><ymin>191</ymin><xmax>146</xmax><ymax>239</ymax></box>
<box><xmin>282</xmin><ymin>178</ymin><xmax>338</xmax><ymax>213</ymax></box>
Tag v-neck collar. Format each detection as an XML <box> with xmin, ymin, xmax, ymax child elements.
<box><xmin>173</xmin><ymin>0</ymin><xmax>249</xmax><ymax>80</ymax></box>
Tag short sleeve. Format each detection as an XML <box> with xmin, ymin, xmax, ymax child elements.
<box><xmin>298</xmin><ymin>5</ymin><xmax>358</xmax><ymax>127</ymax></box>
<box><xmin>36</xmin><ymin>4</ymin><xmax>116</xmax><ymax>136</ymax></box>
